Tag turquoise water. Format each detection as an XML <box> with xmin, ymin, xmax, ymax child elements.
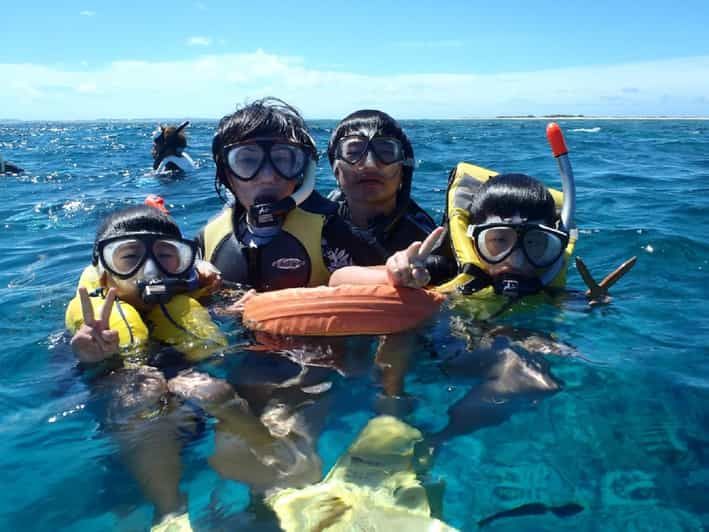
<box><xmin>1</xmin><ymin>120</ymin><xmax>708</xmax><ymax>530</ymax></box>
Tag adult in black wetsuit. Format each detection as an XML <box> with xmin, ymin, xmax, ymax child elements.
<box><xmin>198</xmin><ymin>98</ymin><xmax>382</xmax><ymax>292</ymax></box>
<box><xmin>327</xmin><ymin>110</ymin><xmax>436</xmax><ymax>257</ymax></box>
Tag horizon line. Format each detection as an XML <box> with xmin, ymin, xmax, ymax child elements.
<box><xmin>3</xmin><ymin>115</ymin><xmax>709</xmax><ymax>123</ymax></box>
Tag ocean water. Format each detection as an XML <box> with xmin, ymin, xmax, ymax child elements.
<box><xmin>1</xmin><ymin>119</ymin><xmax>708</xmax><ymax>531</ymax></box>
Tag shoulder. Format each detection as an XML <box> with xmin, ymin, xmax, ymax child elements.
<box><xmin>299</xmin><ymin>191</ymin><xmax>339</xmax><ymax>216</ymax></box>
<box><xmin>404</xmin><ymin>200</ymin><xmax>437</xmax><ymax>232</ymax></box>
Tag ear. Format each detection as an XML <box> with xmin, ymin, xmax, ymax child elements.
<box><xmin>333</xmin><ymin>161</ymin><xmax>343</xmax><ymax>187</ymax></box>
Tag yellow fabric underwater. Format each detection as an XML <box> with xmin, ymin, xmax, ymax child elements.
<box><xmin>266</xmin><ymin>415</ymin><xmax>458</xmax><ymax>532</ymax></box>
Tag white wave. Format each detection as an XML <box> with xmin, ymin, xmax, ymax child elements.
<box><xmin>570</xmin><ymin>127</ymin><xmax>601</xmax><ymax>133</ymax></box>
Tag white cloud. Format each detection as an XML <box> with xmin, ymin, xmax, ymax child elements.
<box><xmin>187</xmin><ymin>36</ymin><xmax>211</xmax><ymax>47</ymax></box>
<box><xmin>1</xmin><ymin>51</ymin><xmax>709</xmax><ymax>119</ymax></box>
<box><xmin>76</xmin><ymin>82</ymin><xmax>98</xmax><ymax>93</ymax></box>
<box><xmin>79</xmin><ymin>10</ymin><xmax>95</xmax><ymax>16</ymax></box>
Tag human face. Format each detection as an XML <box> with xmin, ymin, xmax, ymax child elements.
<box><xmin>225</xmin><ymin>137</ymin><xmax>300</xmax><ymax>209</ymax></box>
<box><xmin>474</xmin><ymin>215</ymin><xmax>566</xmax><ymax>278</ymax></box>
<box><xmin>97</xmin><ymin>233</ymin><xmax>197</xmax><ymax>310</ymax></box>
<box><xmin>333</xmin><ymin>135</ymin><xmax>403</xmax><ymax>210</ymax></box>
<box><xmin>224</xmin><ymin>139</ymin><xmax>309</xmax><ymax>181</ymax></box>
<box><xmin>102</xmin><ymin>258</ymin><xmax>161</xmax><ymax>311</ymax></box>
<box><xmin>96</xmin><ymin>233</ymin><xmax>196</xmax><ymax>279</ymax></box>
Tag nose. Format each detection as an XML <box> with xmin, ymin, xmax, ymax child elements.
<box><xmin>505</xmin><ymin>248</ymin><xmax>527</xmax><ymax>269</ymax></box>
<box><xmin>356</xmin><ymin>148</ymin><xmax>378</xmax><ymax>168</ymax></box>
<box><xmin>141</xmin><ymin>258</ymin><xmax>160</xmax><ymax>280</ymax></box>
<box><xmin>254</xmin><ymin>158</ymin><xmax>279</xmax><ymax>183</ymax></box>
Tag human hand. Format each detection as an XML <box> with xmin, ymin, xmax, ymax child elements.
<box><xmin>70</xmin><ymin>287</ymin><xmax>120</xmax><ymax>363</ymax></box>
<box><xmin>195</xmin><ymin>259</ymin><xmax>222</xmax><ymax>295</ymax></box>
<box><xmin>575</xmin><ymin>256</ymin><xmax>637</xmax><ymax>306</ymax></box>
<box><xmin>386</xmin><ymin>226</ymin><xmax>445</xmax><ymax>288</ymax></box>
<box><xmin>223</xmin><ymin>289</ymin><xmax>258</xmax><ymax>315</ymax></box>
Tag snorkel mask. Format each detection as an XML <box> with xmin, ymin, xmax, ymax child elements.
<box><xmin>467</xmin><ymin>220</ymin><xmax>570</xmax><ymax>297</ymax></box>
<box><xmin>93</xmin><ymin>231</ymin><xmax>199</xmax><ymax>304</ymax></box>
<box><xmin>221</xmin><ymin>139</ymin><xmax>317</xmax><ymax>241</ymax></box>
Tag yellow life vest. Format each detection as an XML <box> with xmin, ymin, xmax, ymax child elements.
<box><xmin>202</xmin><ymin>206</ymin><xmax>330</xmax><ymax>288</ymax></box>
<box><xmin>65</xmin><ymin>265</ymin><xmax>227</xmax><ymax>362</ymax></box>
<box><xmin>436</xmin><ymin>162</ymin><xmax>576</xmax><ymax>295</ymax></box>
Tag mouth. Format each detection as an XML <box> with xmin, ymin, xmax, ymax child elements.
<box><xmin>491</xmin><ymin>266</ymin><xmax>535</xmax><ymax>278</ymax></box>
<box><xmin>356</xmin><ymin>175</ymin><xmax>385</xmax><ymax>185</ymax></box>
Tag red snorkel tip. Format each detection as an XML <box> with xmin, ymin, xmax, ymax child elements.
<box><xmin>145</xmin><ymin>194</ymin><xmax>169</xmax><ymax>214</ymax></box>
<box><xmin>546</xmin><ymin>122</ymin><xmax>568</xmax><ymax>157</ymax></box>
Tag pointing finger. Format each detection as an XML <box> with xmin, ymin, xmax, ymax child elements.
<box><xmin>417</xmin><ymin>226</ymin><xmax>446</xmax><ymax>260</ymax></box>
<box><xmin>99</xmin><ymin>288</ymin><xmax>116</xmax><ymax>328</ymax></box>
<box><xmin>598</xmin><ymin>256</ymin><xmax>637</xmax><ymax>290</ymax></box>
<box><xmin>79</xmin><ymin>287</ymin><xmax>96</xmax><ymax>327</ymax></box>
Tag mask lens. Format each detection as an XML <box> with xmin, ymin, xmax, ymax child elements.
<box><xmin>152</xmin><ymin>239</ymin><xmax>195</xmax><ymax>275</ymax></box>
<box><xmin>226</xmin><ymin>144</ymin><xmax>266</xmax><ymax>180</ymax></box>
<box><xmin>370</xmin><ymin>137</ymin><xmax>404</xmax><ymax>164</ymax></box>
<box><xmin>269</xmin><ymin>143</ymin><xmax>307</xmax><ymax>180</ymax></box>
<box><xmin>476</xmin><ymin>226</ymin><xmax>517</xmax><ymax>263</ymax></box>
<box><xmin>102</xmin><ymin>239</ymin><xmax>147</xmax><ymax>276</ymax></box>
<box><xmin>337</xmin><ymin>136</ymin><xmax>368</xmax><ymax>164</ymax></box>
<box><xmin>523</xmin><ymin>228</ymin><xmax>564</xmax><ymax>267</ymax></box>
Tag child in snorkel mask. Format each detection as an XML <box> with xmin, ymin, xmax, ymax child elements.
<box><xmin>330</xmin><ymin>173</ymin><xmax>569</xmax><ymax>300</ymax></box>
<box><xmin>65</xmin><ymin>206</ymin><xmax>266</xmax><ymax>530</ymax></box>
<box><xmin>67</xmin><ymin>205</ymin><xmax>226</xmax><ymax>363</ymax></box>
<box><xmin>200</xmin><ymin>97</ymin><xmax>382</xmax><ymax>293</ymax></box>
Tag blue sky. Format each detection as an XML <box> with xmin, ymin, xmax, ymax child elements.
<box><xmin>3</xmin><ymin>1</ymin><xmax>709</xmax><ymax>119</ymax></box>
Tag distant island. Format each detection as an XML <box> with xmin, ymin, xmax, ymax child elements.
<box><xmin>496</xmin><ymin>114</ymin><xmax>586</xmax><ymax>119</ymax></box>
<box><xmin>493</xmin><ymin>114</ymin><xmax>709</xmax><ymax>120</ymax></box>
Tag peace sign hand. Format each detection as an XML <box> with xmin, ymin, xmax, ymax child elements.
<box><xmin>575</xmin><ymin>256</ymin><xmax>637</xmax><ymax>306</ymax></box>
<box><xmin>70</xmin><ymin>287</ymin><xmax>120</xmax><ymax>363</ymax></box>
<box><xmin>386</xmin><ymin>226</ymin><xmax>446</xmax><ymax>288</ymax></box>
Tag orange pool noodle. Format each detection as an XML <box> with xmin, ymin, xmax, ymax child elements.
<box><xmin>242</xmin><ymin>284</ymin><xmax>445</xmax><ymax>336</ymax></box>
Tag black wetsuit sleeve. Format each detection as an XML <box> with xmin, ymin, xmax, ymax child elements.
<box><xmin>425</xmin><ymin>254</ymin><xmax>458</xmax><ymax>286</ymax></box>
<box><xmin>321</xmin><ymin>215</ymin><xmax>387</xmax><ymax>270</ymax></box>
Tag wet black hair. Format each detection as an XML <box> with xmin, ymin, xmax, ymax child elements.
<box><xmin>468</xmin><ymin>173</ymin><xmax>556</xmax><ymax>225</ymax></box>
<box><xmin>92</xmin><ymin>205</ymin><xmax>182</xmax><ymax>265</ymax></box>
<box><xmin>211</xmin><ymin>97</ymin><xmax>317</xmax><ymax>202</ymax></box>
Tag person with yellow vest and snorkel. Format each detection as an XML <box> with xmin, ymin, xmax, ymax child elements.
<box><xmin>64</xmin><ymin>204</ymin><xmax>262</xmax><ymax>532</ymax></box>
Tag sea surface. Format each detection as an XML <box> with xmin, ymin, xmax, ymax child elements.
<box><xmin>1</xmin><ymin>119</ymin><xmax>708</xmax><ymax>531</ymax></box>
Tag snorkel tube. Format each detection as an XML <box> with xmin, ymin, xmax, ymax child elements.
<box><xmin>546</xmin><ymin>123</ymin><xmax>576</xmax><ymax>232</ymax></box>
<box><xmin>539</xmin><ymin>123</ymin><xmax>577</xmax><ymax>287</ymax></box>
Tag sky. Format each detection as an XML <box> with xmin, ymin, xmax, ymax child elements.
<box><xmin>2</xmin><ymin>0</ymin><xmax>709</xmax><ymax>120</ymax></box>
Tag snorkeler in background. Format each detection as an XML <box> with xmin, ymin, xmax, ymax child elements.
<box><xmin>0</xmin><ymin>151</ymin><xmax>24</xmax><ymax>174</ymax></box>
<box><xmin>152</xmin><ymin>120</ymin><xmax>196</xmax><ymax>173</ymax></box>
<box><xmin>327</xmin><ymin>109</ymin><xmax>437</xmax><ymax>256</ymax></box>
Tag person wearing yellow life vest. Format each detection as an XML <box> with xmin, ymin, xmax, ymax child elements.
<box><xmin>65</xmin><ymin>205</ymin><xmax>238</xmax><ymax>531</ymax></box>
<box><xmin>197</xmin><ymin>97</ymin><xmax>382</xmax><ymax>294</ymax></box>
<box><xmin>331</xmin><ymin>172</ymin><xmax>573</xmax><ymax>302</ymax></box>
